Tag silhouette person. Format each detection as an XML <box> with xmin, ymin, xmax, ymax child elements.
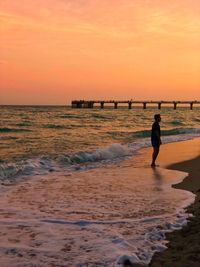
<box><xmin>151</xmin><ymin>114</ymin><xmax>162</xmax><ymax>167</ymax></box>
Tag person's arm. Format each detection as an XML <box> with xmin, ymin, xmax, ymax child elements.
<box><xmin>155</xmin><ymin>125</ymin><xmax>162</xmax><ymax>144</ymax></box>
<box><xmin>157</xmin><ymin>128</ymin><xmax>162</xmax><ymax>144</ymax></box>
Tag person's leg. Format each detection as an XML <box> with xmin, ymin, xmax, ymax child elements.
<box><xmin>151</xmin><ymin>146</ymin><xmax>160</xmax><ymax>167</ymax></box>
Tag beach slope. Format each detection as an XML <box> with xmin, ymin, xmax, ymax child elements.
<box><xmin>149</xmin><ymin>139</ymin><xmax>200</xmax><ymax>267</ymax></box>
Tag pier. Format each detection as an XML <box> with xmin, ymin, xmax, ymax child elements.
<box><xmin>71</xmin><ymin>100</ymin><xmax>200</xmax><ymax>110</ymax></box>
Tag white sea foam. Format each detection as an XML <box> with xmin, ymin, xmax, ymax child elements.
<box><xmin>0</xmin><ymin>147</ymin><xmax>197</xmax><ymax>266</ymax></box>
<box><xmin>34</xmin><ymin>169</ymin><xmax>194</xmax><ymax>266</ymax></box>
<box><xmin>1</xmin><ymin>131</ymin><xmax>200</xmax><ymax>182</ymax></box>
<box><xmin>0</xmin><ymin>158</ymin><xmax>58</xmax><ymax>182</ymax></box>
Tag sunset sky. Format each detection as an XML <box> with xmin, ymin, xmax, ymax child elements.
<box><xmin>0</xmin><ymin>0</ymin><xmax>200</xmax><ymax>105</ymax></box>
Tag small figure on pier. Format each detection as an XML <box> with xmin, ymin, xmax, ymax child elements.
<box><xmin>151</xmin><ymin>114</ymin><xmax>162</xmax><ymax>167</ymax></box>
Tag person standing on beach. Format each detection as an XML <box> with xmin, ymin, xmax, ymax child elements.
<box><xmin>151</xmin><ymin>114</ymin><xmax>161</xmax><ymax>167</ymax></box>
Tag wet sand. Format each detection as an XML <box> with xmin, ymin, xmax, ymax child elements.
<box><xmin>145</xmin><ymin>138</ymin><xmax>200</xmax><ymax>267</ymax></box>
<box><xmin>0</xmin><ymin>163</ymin><xmax>188</xmax><ymax>266</ymax></box>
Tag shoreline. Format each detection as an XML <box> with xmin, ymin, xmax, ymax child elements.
<box><xmin>0</xmin><ymin>137</ymin><xmax>200</xmax><ymax>266</ymax></box>
<box><xmin>148</xmin><ymin>141</ymin><xmax>200</xmax><ymax>266</ymax></box>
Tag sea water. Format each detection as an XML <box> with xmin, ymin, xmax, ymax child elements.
<box><xmin>0</xmin><ymin>105</ymin><xmax>200</xmax><ymax>266</ymax></box>
<box><xmin>1</xmin><ymin>105</ymin><xmax>200</xmax><ymax>178</ymax></box>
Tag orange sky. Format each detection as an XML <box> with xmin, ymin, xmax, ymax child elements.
<box><xmin>0</xmin><ymin>0</ymin><xmax>200</xmax><ymax>105</ymax></box>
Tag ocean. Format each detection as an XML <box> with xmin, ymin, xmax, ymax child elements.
<box><xmin>0</xmin><ymin>105</ymin><xmax>200</xmax><ymax>266</ymax></box>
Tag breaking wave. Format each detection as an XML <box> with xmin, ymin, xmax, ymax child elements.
<box><xmin>0</xmin><ymin>144</ymin><xmax>132</xmax><ymax>181</ymax></box>
<box><xmin>59</xmin><ymin>143</ymin><xmax>132</xmax><ymax>164</ymax></box>
<box><xmin>1</xmin><ymin>128</ymin><xmax>200</xmax><ymax>182</ymax></box>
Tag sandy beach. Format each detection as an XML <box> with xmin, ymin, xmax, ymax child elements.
<box><xmin>131</xmin><ymin>137</ymin><xmax>200</xmax><ymax>266</ymax></box>
<box><xmin>149</xmin><ymin>139</ymin><xmax>200</xmax><ymax>267</ymax></box>
<box><xmin>0</xmin><ymin>138</ymin><xmax>200</xmax><ymax>266</ymax></box>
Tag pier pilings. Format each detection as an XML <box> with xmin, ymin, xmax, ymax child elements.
<box><xmin>71</xmin><ymin>100</ymin><xmax>199</xmax><ymax>109</ymax></box>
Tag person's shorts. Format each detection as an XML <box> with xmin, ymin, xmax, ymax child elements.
<box><xmin>151</xmin><ymin>139</ymin><xmax>160</xmax><ymax>147</ymax></box>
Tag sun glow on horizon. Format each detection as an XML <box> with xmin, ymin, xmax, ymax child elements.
<box><xmin>0</xmin><ymin>0</ymin><xmax>200</xmax><ymax>104</ymax></box>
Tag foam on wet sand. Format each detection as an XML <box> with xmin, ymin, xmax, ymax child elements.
<box><xmin>0</xmin><ymin>138</ymin><xmax>200</xmax><ymax>266</ymax></box>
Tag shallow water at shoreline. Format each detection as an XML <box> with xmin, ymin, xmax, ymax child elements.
<box><xmin>0</xmin><ymin>158</ymin><xmax>195</xmax><ymax>266</ymax></box>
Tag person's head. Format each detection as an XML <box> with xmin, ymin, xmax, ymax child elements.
<box><xmin>154</xmin><ymin>114</ymin><xmax>161</xmax><ymax>122</ymax></box>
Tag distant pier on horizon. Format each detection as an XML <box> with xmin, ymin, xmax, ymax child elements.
<box><xmin>71</xmin><ymin>100</ymin><xmax>200</xmax><ymax>110</ymax></box>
